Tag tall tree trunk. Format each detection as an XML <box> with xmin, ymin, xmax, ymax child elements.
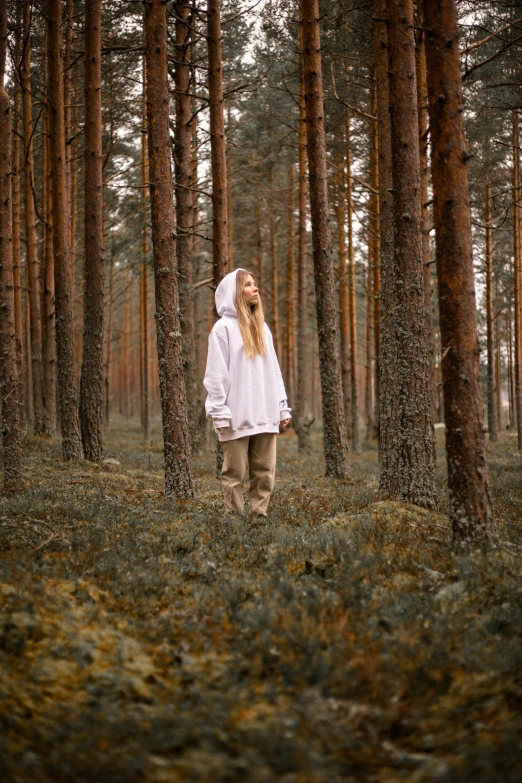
<box><xmin>285</xmin><ymin>163</ymin><xmax>296</xmax><ymax>405</ymax></box>
<box><xmin>140</xmin><ymin>58</ymin><xmax>150</xmax><ymax>443</ymax></box>
<box><xmin>22</xmin><ymin>1</ymin><xmax>44</xmax><ymax>434</ymax></box>
<box><xmin>301</xmin><ymin>0</ymin><xmax>349</xmax><ymax>478</ymax></box>
<box><xmin>42</xmin><ymin>52</ymin><xmax>57</xmax><ymax>438</ymax></box>
<box><xmin>0</xmin><ymin>0</ymin><xmax>24</xmax><ymax>492</ymax></box>
<box><xmin>207</xmin><ymin>0</ymin><xmax>228</xmax><ymax>291</ymax></box>
<box><xmin>294</xmin><ymin>20</ymin><xmax>312</xmax><ymax>453</ymax></box>
<box><xmin>268</xmin><ymin>159</ymin><xmax>281</xmax><ymax>356</ymax></box>
<box><xmin>370</xmin><ymin>90</ymin><xmax>381</xmax><ymax>441</ymax></box>
<box><xmin>226</xmin><ymin>105</ymin><xmax>234</xmax><ymax>269</ymax></box>
<box><xmin>79</xmin><ymin>0</ymin><xmax>104</xmax><ymax>461</ymax></box>
<box><xmin>494</xmin><ymin>278</ymin><xmax>502</xmax><ymax>431</ymax></box>
<box><xmin>485</xmin><ymin>182</ymin><xmax>497</xmax><ymax>442</ymax></box>
<box><xmin>104</xmin><ymin>240</ymin><xmax>114</xmax><ymax>424</ymax></box>
<box><xmin>387</xmin><ymin>0</ymin><xmax>436</xmax><ymax>509</ymax></box>
<box><xmin>415</xmin><ymin>4</ymin><xmax>436</xmax><ymax>442</ymax></box>
<box><xmin>174</xmin><ymin>4</ymin><xmax>200</xmax><ymax>453</ymax></box>
<box><xmin>513</xmin><ymin>111</ymin><xmax>522</xmax><ymax>450</ymax></box>
<box><xmin>374</xmin><ymin>0</ymin><xmax>398</xmax><ymax>493</ymax></box>
<box><xmin>334</xmin><ymin>157</ymin><xmax>352</xmax><ymax>437</ymax></box>
<box><xmin>47</xmin><ymin>0</ymin><xmax>83</xmax><ymax>460</ymax></box>
<box><xmin>365</xmin><ymin>247</ymin><xmax>374</xmax><ymax>440</ymax></box>
<box><xmin>508</xmin><ymin>308</ymin><xmax>515</xmax><ymax>429</ymax></box>
<box><xmin>346</xmin><ymin>115</ymin><xmax>360</xmax><ymax>453</ymax></box>
<box><xmin>145</xmin><ymin>0</ymin><xmax>194</xmax><ymax>497</ymax></box>
<box><xmin>11</xmin><ymin>0</ymin><xmax>24</xmax><ymax>422</ymax></box>
<box><xmin>423</xmin><ymin>0</ymin><xmax>494</xmax><ymax>541</ymax></box>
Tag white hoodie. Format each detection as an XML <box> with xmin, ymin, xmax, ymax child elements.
<box><xmin>203</xmin><ymin>269</ymin><xmax>292</xmax><ymax>442</ymax></box>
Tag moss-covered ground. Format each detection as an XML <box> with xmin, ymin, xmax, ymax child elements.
<box><xmin>1</xmin><ymin>418</ymin><xmax>521</xmax><ymax>782</ymax></box>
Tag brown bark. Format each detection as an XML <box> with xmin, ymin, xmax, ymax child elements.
<box><xmin>22</xmin><ymin>1</ymin><xmax>44</xmax><ymax>434</ymax></box>
<box><xmin>47</xmin><ymin>0</ymin><xmax>83</xmax><ymax>460</ymax></box>
<box><xmin>0</xmin><ymin>0</ymin><xmax>24</xmax><ymax>492</ymax></box>
<box><xmin>140</xmin><ymin>58</ymin><xmax>150</xmax><ymax>443</ymax></box>
<box><xmin>226</xmin><ymin>105</ymin><xmax>234</xmax><ymax>269</ymax></box>
<box><xmin>301</xmin><ymin>0</ymin><xmax>349</xmax><ymax>478</ymax></box>
<box><xmin>508</xmin><ymin>309</ymin><xmax>515</xmax><ymax>429</ymax></box>
<box><xmin>294</xmin><ymin>19</ymin><xmax>312</xmax><ymax>453</ymax></box>
<box><xmin>485</xmin><ymin>182</ymin><xmax>497</xmax><ymax>442</ymax></box>
<box><xmin>513</xmin><ymin>111</ymin><xmax>522</xmax><ymax>450</ymax></box>
<box><xmin>285</xmin><ymin>163</ymin><xmax>296</xmax><ymax>404</ymax></box>
<box><xmin>64</xmin><ymin>0</ymin><xmax>74</xmax><ymax>227</ymax></box>
<box><xmin>423</xmin><ymin>0</ymin><xmax>494</xmax><ymax>541</ymax></box>
<box><xmin>334</xmin><ymin>153</ymin><xmax>352</xmax><ymax>439</ymax></box>
<box><xmin>387</xmin><ymin>0</ymin><xmax>436</xmax><ymax>509</ymax></box>
<box><xmin>80</xmin><ymin>0</ymin><xmax>104</xmax><ymax>461</ymax></box>
<box><xmin>370</xmin><ymin>89</ymin><xmax>381</xmax><ymax>441</ymax></box>
<box><xmin>174</xmin><ymin>4</ymin><xmax>200</xmax><ymax>453</ymax></box>
<box><xmin>346</xmin><ymin>116</ymin><xmax>360</xmax><ymax>453</ymax></box>
<box><xmin>145</xmin><ymin>0</ymin><xmax>194</xmax><ymax>497</ymax></box>
<box><xmin>268</xmin><ymin>159</ymin><xmax>281</xmax><ymax>356</ymax></box>
<box><xmin>207</xmin><ymin>0</ymin><xmax>228</xmax><ymax>293</ymax></box>
<box><xmin>365</xmin><ymin>249</ymin><xmax>374</xmax><ymax>441</ymax></box>
<box><xmin>104</xmin><ymin>241</ymin><xmax>115</xmax><ymax>423</ymax></box>
<box><xmin>11</xmin><ymin>1</ymin><xmax>24</xmax><ymax>422</ymax></box>
<box><xmin>42</xmin><ymin>53</ymin><xmax>57</xmax><ymax>438</ymax></box>
<box><xmin>374</xmin><ymin>0</ymin><xmax>398</xmax><ymax>493</ymax></box>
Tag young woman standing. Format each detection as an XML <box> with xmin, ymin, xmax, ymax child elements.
<box><xmin>204</xmin><ymin>269</ymin><xmax>291</xmax><ymax>518</ymax></box>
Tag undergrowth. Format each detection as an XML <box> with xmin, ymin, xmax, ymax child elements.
<box><xmin>0</xmin><ymin>418</ymin><xmax>521</xmax><ymax>782</ymax></box>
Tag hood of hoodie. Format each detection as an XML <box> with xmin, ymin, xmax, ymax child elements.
<box><xmin>215</xmin><ymin>268</ymin><xmax>246</xmax><ymax>317</ymax></box>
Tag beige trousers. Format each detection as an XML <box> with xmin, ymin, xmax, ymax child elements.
<box><xmin>221</xmin><ymin>433</ymin><xmax>277</xmax><ymax>516</ymax></box>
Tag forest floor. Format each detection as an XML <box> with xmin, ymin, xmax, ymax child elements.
<box><xmin>0</xmin><ymin>418</ymin><xmax>521</xmax><ymax>783</ymax></box>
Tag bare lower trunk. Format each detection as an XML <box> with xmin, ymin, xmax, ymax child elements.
<box><xmin>301</xmin><ymin>0</ymin><xmax>349</xmax><ymax>478</ymax></box>
<box><xmin>513</xmin><ymin>111</ymin><xmax>522</xmax><ymax>450</ymax></box>
<box><xmin>346</xmin><ymin>116</ymin><xmax>360</xmax><ymax>453</ymax></box>
<box><xmin>285</xmin><ymin>163</ymin><xmax>296</xmax><ymax>404</ymax></box>
<box><xmin>485</xmin><ymin>183</ymin><xmax>497</xmax><ymax>442</ymax></box>
<box><xmin>47</xmin><ymin>0</ymin><xmax>83</xmax><ymax>461</ymax></box>
<box><xmin>42</xmin><ymin>67</ymin><xmax>57</xmax><ymax>437</ymax></box>
<box><xmin>423</xmin><ymin>0</ymin><xmax>494</xmax><ymax>541</ymax></box>
<box><xmin>374</xmin><ymin>0</ymin><xmax>398</xmax><ymax>494</ymax></box>
<box><xmin>294</xmin><ymin>24</ymin><xmax>312</xmax><ymax>453</ymax></box>
<box><xmin>140</xmin><ymin>60</ymin><xmax>150</xmax><ymax>443</ymax></box>
<box><xmin>145</xmin><ymin>0</ymin><xmax>194</xmax><ymax>497</ymax></box>
<box><xmin>387</xmin><ymin>0</ymin><xmax>436</xmax><ymax>509</ymax></box>
<box><xmin>174</xmin><ymin>4</ymin><xmax>200</xmax><ymax>453</ymax></box>
<box><xmin>22</xmin><ymin>1</ymin><xmax>44</xmax><ymax>434</ymax></box>
<box><xmin>370</xmin><ymin>90</ymin><xmax>381</xmax><ymax>442</ymax></box>
<box><xmin>0</xmin><ymin>0</ymin><xmax>24</xmax><ymax>492</ymax></box>
<box><xmin>12</xmin><ymin>4</ymin><xmax>24</xmax><ymax>422</ymax></box>
<box><xmin>334</xmin><ymin>155</ymin><xmax>351</xmax><ymax>437</ymax></box>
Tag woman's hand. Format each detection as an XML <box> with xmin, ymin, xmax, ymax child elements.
<box><xmin>281</xmin><ymin>419</ymin><xmax>291</xmax><ymax>428</ymax></box>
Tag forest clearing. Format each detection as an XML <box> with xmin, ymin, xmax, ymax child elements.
<box><xmin>1</xmin><ymin>0</ymin><xmax>522</xmax><ymax>779</ymax></box>
<box><xmin>0</xmin><ymin>421</ymin><xmax>521</xmax><ymax>781</ymax></box>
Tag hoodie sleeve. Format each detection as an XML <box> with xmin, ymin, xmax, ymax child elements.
<box><xmin>267</xmin><ymin>328</ymin><xmax>292</xmax><ymax>420</ymax></box>
<box><xmin>204</xmin><ymin>328</ymin><xmax>232</xmax><ymax>422</ymax></box>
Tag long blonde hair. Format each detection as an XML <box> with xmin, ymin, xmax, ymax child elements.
<box><xmin>235</xmin><ymin>270</ymin><xmax>266</xmax><ymax>358</ymax></box>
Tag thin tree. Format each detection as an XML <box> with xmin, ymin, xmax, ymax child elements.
<box><xmin>294</xmin><ymin>20</ymin><xmax>312</xmax><ymax>453</ymax></box>
<box><xmin>387</xmin><ymin>0</ymin><xmax>436</xmax><ymax>509</ymax></box>
<box><xmin>512</xmin><ymin>111</ymin><xmax>522</xmax><ymax>450</ymax></box>
<box><xmin>207</xmin><ymin>0</ymin><xmax>228</xmax><ymax>292</ymax></box>
<box><xmin>485</xmin><ymin>182</ymin><xmax>497</xmax><ymax>442</ymax></box>
<box><xmin>21</xmin><ymin>1</ymin><xmax>44</xmax><ymax>434</ymax></box>
<box><xmin>144</xmin><ymin>0</ymin><xmax>194</xmax><ymax>497</ymax></box>
<box><xmin>79</xmin><ymin>0</ymin><xmax>104</xmax><ymax>461</ymax></box>
<box><xmin>0</xmin><ymin>0</ymin><xmax>24</xmax><ymax>492</ymax></box>
<box><xmin>140</xmin><ymin>57</ymin><xmax>150</xmax><ymax>444</ymax></box>
<box><xmin>346</xmin><ymin>114</ymin><xmax>360</xmax><ymax>453</ymax></box>
<box><xmin>334</xmin><ymin>148</ymin><xmax>351</xmax><ymax>438</ymax></box>
<box><xmin>47</xmin><ymin>0</ymin><xmax>83</xmax><ymax>460</ymax></box>
<box><xmin>423</xmin><ymin>0</ymin><xmax>494</xmax><ymax>542</ymax></box>
<box><xmin>374</xmin><ymin>0</ymin><xmax>398</xmax><ymax>494</ymax></box>
<box><xmin>174</xmin><ymin>2</ymin><xmax>199</xmax><ymax>452</ymax></box>
<box><xmin>301</xmin><ymin>0</ymin><xmax>349</xmax><ymax>478</ymax></box>
<box><xmin>11</xmin><ymin>0</ymin><xmax>24</xmax><ymax>421</ymax></box>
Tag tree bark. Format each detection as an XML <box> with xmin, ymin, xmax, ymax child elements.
<box><xmin>513</xmin><ymin>111</ymin><xmax>522</xmax><ymax>450</ymax></box>
<box><xmin>79</xmin><ymin>0</ymin><xmax>104</xmax><ymax>461</ymax></box>
<box><xmin>387</xmin><ymin>0</ymin><xmax>436</xmax><ymax>509</ymax></box>
<box><xmin>42</xmin><ymin>48</ymin><xmax>57</xmax><ymax>438</ymax></box>
<box><xmin>301</xmin><ymin>0</ymin><xmax>349</xmax><ymax>478</ymax></box>
<box><xmin>207</xmin><ymin>0</ymin><xmax>228</xmax><ymax>293</ymax></box>
<box><xmin>423</xmin><ymin>0</ymin><xmax>494</xmax><ymax>541</ymax></box>
<box><xmin>174</xmin><ymin>3</ymin><xmax>200</xmax><ymax>453</ymax></box>
<box><xmin>334</xmin><ymin>156</ymin><xmax>352</xmax><ymax>438</ymax></box>
<box><xmin>268</xmin><ymin>158</ymin><xmax>281</xmax><ymax>356</ymax></box>
<box><xmin>485</xmin><ymin>182</ymin><xmax>497</xmax><ymax>442</ymax></box>
<box><xmin>346</xmin><ymin>115</ymin><xmax>360</xmax><ymax>454</ymax></box>
<box><xmin>145</xmin><ymin>0</ymin><xmax>194</xmax><ymax>498</ymax></box>
<box><xmin>374</xmin><ymin>0</ymin><xmax>398</xmax><ymax>494</ymax></box>
<box><xmin>140</xmin><ymin>57</ymin><xmax>150</xmax><ymax>444</ymax></box>
<box><xmin>47</xmin><ymin>0</ymin><xmax>83</xmax><ymax>460</ymax></box>
<box><xmin>11</xmin><ymin>0</ymin><xmax>24</xmax><ymax>423</ymax></box>
<box><xmin>0</xmin><ymin>0</ymin><xmax>24</xmax><ymax>492</ymax></box>
<box><xmin>370</xmin><ymin>88</ymin><xmax>381</xmax><ymax>441</ymax></box>
<box><xmin>22</xmin><ymin>1</ymin><xmax>44</xmax><ymax>434</ymax></box>
<box><xmin>285</xmin><ymin>163</ymin><xmax>296</xmax><ymax>404</ymax></box>
<box><xmin>294</xmin><ymin>20</ymin><xmax>312</xmax><ymax>453</ymax></box>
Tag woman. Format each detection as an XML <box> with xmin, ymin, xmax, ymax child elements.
<box><xmin>203</xmin><ymin>268</ymin><xmax>291</xmax><ymax>518</ymax></box>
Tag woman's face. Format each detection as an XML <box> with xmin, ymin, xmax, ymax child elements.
<box><xmin>242</xmin><ymin>274</ymin><xmax>259</xmax><ymax>306</ymax></box>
